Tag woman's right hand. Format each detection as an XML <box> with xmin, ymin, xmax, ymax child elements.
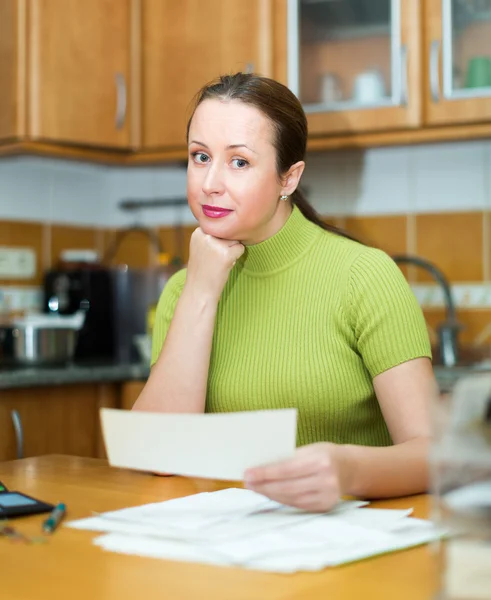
<box><xmin>185</xmin><ymin>228</ymin><xmax>245</xmax><ymax>302</ymax></box>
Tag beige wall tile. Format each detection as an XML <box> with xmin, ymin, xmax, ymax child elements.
<box><xmin>424</xmin><ymin>308</ymin><xmax>491</xmax><ymax>350</ymax></box>
<box><xmin>344</xmin><ymin>215</ymin><xmax>408</xmax><ymax>255</ymax></box>
<box><xmin>158</xmin><ymin>226</ymin><xmax>195</xmax><ymax>265</ymax></box>
<box><xmin>0</xmin><ymin>221</ymin><xmax>45</xmax><ymax>286</ymax></box>
<box><xmin>415</xmin><ymin>212</ymin><xmax>483</xmax><ymax>283</ymax></box>
<box><xmin>103</xmin><ymin>229</ymin><xmax>154</xmax><ymax>269</ymax></box>
<box><xmin>50</xmin><ymin>225</ymin><xmax>100</xmax><ymax>269</ymax></box>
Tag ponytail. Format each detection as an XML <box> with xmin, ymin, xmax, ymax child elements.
<box><xmin>292</xmin><ymin>189</ymin><xmax>359</xmax><ymax>242</ymax></box>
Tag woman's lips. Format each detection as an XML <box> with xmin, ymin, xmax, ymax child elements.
<box><xmin>202</xmin><ymin>205</ymin><xmax>233</xmax><ymax>219</ymax></box>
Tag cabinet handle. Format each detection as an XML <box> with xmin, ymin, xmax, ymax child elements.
<box><xmin>430</xmin><ymin>40</ymin><xmax>441</xmax><ymax>102</ymax></box>
<box><xmin>10</xmin><ymin>410</ymin><xmax>24</xmax><ymax>460</ymax></box>
<box><xmin>245</xmin><ymin>63</ymin><xmax>255</xmax><ymax>74</ymax></box>
<box><xmin>400</xmin><ymin>44</ymin><xmax>408</xmax><ymax>106</ymax></box>
<box><xmin>115</xmin><ymin>72</ymin><xmax>127</xmax><ymax>130</ymax></box>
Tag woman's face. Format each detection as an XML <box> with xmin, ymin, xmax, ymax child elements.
<box><xmin>187</xmin><ymin>99</ymin><xmax>301</xmax><ymax>244</ymax></box>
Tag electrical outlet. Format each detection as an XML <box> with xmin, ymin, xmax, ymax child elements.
<box><xmin>0</xmin><ymin>247</ymin><xmax>36</xmax><ymax>279</ymax></box>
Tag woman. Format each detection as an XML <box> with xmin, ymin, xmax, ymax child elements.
<box><xmin>133</xmin><ymin>72</ymin><xmax>438</xmax><ymax>512</ymax></box>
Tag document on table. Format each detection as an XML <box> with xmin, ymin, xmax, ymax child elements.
<box><xmin>100</xmin><ymin>408</ymin><xmax>297</xmax><ymax>480</ymax></box>
<box><xmin>66</xmin><ymin>488</ymin><xmax>445</xmax><ymax>573</ymax></box>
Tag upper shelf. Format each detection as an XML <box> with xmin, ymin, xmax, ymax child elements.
<box><xmin>454</xmin><ymin>0</ymin><xmax>491</xmax><ymax>27</ymax></box>
<box><xmin>301</xmin><ymin>0</ymin><xmax>389</xmax><ymax>25</ymax></box>
<box><xmin>301</xmin><ymin>0</ymin><xmax>390</xmax><ymax>42</ymax></box>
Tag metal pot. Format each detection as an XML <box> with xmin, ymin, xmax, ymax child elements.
<box><xmin>0</xmin><ymin>325</ymin><xmax>78</xmax><ymax>366</ymax></box>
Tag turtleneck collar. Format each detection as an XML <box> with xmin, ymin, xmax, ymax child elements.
<box><xmin>239</xmin><ymin>205</ymin><xmax>322</xmax><ymax>275</ymax></box>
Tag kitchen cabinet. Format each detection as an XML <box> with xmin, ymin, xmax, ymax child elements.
<box><xmin>120</xmin><ymin>380</ymin><xmax>146</xmax><ymax>410</ymax></box>
<box><xmin>278</xmin><ymin>0</ymin><xmax>422</xmax><ymax>137</ymax></box>
<box><xmin>0</xmin><ymin>383</ymin><xmax>119</xmax><ymax>462</ymax></box>
<box><xmin>0</xmin><ymin>0</ymin><xmax>26</xmax><ymax>142</ymax></box>
<box><xmin>141</xmin><ymin>0</ymin><xmax>274</xmax><ymax>149</ymax></box>
<box><xmin>424</xmin><ymin>0</ymin><xmax>491</xmax><ymax>126</ymax></box>
<box><xmin>27</xmin><ymin>0</ymin><xmax>139</xmax><ymax>149</ymax></box>
<box><xmin>3</xmin><ymin>0</ymin><xmax>491</xmax><ymax>160</ymax></box>
<box><xmin>0</xmin><ymin>0</ymin><xmax>139</xmax><ymax>150</ymax></box>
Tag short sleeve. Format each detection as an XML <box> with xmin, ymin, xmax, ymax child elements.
<box><xmin>347</xmin><ymin>248</ymin><xmax>432</xmax><ymax>378</ymax></box>
<box><xmin>150</xmin><ymin>269</ymin><xmax>187</xmax><ymax>366</ymax></box>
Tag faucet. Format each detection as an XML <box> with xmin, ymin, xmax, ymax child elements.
<box><xmin>392</xmin><ymin>255</ymin><xmax>462</xmax><ymax>368</ymax></box>
<box><xmin>102</xmin><ymin>225</ymin><xmax>164</xmax><ymax>265</ymax></box>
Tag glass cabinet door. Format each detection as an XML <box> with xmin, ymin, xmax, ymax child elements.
<box><xmin>288</xmin><ymin>0</ymin><xmax>406</xmax><ymax>113</ymax></box>
<box><xmin>442</xmin><ymin>0</ymin><xmax>491</xmax><ymax>99</ymax></box>
<box><xmin>426</xmin><ymin>0</ymin><xmax>491</xmax><ymax>125</ymax></box>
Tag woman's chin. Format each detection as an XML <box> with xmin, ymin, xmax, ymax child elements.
<box><xmin>199</xmin><ymin>220</ymin><xmax>239</xmax><ymax>240</ymax></box>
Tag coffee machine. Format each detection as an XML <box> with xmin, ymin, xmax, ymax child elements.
<box><xmin>43</xmin><ymin>266</ymin><xmax>163</xmax><ymax>363</ymax></box>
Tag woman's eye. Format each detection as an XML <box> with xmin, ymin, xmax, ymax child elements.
<box><xmin>232</xmin><ymin>158</ymin><xmax>249</xmax><ymax>169</ymax></box>
<box><xmin>191</xmin><ymin>152</ymin><xmax>209</xmax><ymax>164</ymax></box>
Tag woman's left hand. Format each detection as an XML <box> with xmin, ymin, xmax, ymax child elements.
<box><xmin>244</xmin><ymin>443</ymin><xmax>343</xmax><ymax>512</ymax></box>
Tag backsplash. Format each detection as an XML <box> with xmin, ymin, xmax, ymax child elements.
<box><xmin>0</xmin><ymin>156</ymin><xmax>190</xmax><ymax>227</ymax></box>
<box><xmin>1</xmin><ymin>140</ymin><xmax>491</xmax><ymax>345</ymax></box>
<box><xmin>1</xmin><ymin>140</ymin><xmax>490</xmax><ymax>226</ymax></box>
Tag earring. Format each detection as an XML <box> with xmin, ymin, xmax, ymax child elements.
<box><xmin>280</xmin><ymin>194</ymin><xmax>289</xmax><ymax>202</ymax></box>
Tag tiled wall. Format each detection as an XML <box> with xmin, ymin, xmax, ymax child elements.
<box><xmin>1</xmin><ymin>141</ymin><xmax>491</xmax><ymax>348</ymax></box>
<box><xmin>302</xmin><ymin>143</ymin><xmax>491</xmax><ymax>349</ymax></box>
<box><xmin>0</xmin><ymin>156</ymin><xmax>191</xmax><ymax>313</ymax></box>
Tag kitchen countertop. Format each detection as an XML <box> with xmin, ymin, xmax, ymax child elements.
<box><xmin>0</xmin><ymin>360</ymin><xmax>150</xmax><ymax>389</ymax></box>
<box><xmin>0</xmin><ymin>360</ymin><xmax>486</xmax><ymax>392</ymax></box>
<box><xmin>433</xmin><ymin>364</ymin><xmax>491</xmax><ymax>393</ymax></box>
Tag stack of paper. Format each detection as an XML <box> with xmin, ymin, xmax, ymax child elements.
<box><xmin>66</xmin><ymin>488</ymin><xmax>444</xmax><ymax>573</ymax></box>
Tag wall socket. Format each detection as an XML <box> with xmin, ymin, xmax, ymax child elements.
<box><xmin>0</xmin><ymin>247</ymin><xmax>36</xmax><ymax>279</ymax></box>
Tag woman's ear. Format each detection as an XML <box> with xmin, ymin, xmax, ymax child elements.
<box><xmin>281</xmin><ymin>161</ymin><xmax>305</xmax><ymax>196</ymax></box>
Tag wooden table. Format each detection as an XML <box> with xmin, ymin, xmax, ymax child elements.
<box><xmin>1</xmin><ymin>455</ymin><xmax>441</xmax><ymax>600</ymax></box>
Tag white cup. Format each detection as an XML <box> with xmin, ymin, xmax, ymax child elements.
<box><xmin>352</xmin><ymin>70</ymin><xmax>386</xmax><ymax>104</ymax></box>
<box><xmin>320</xmin><ymin>73</ymin><xmax>342</xmax><ymax>103</ymax></box>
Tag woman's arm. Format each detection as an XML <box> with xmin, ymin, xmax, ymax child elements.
<box><xmin>337</xmin><ymin>356</ymin><xmax>436</xmax><ymax>498</ymax></box>
<box><xmin>132</xmin><ymin>229</ymin><xmax>244</xmax><ymax>414</ymax></box>
<box><xmin>132</xmin><ymin>285</ymin><xmax>219</xmax><ymax>413</ymax></box>
<box><xmin>245</xmin><ymin>357</ymin><xmax>437</xmax><ymax>510</ymax></box>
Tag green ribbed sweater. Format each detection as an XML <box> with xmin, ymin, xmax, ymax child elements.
<box><xmin>151</xmin><ymin>206</ymin><xmax>431</xmax><ymax>447</ymax></box>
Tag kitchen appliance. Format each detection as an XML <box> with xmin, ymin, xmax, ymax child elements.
<box><xmin>43</xmin><ymin>266</ymin><xmax>165</xmax><ymax>363</ymax></box>
<box><xmin>0</xmin><ymin>326</ymin><xmax>78</xmax><ymax>366</ymax></box>
<box><xmin>0</xmin><ymin>313</ymin><xmax>85</xmax><ymax>366</ymax></box>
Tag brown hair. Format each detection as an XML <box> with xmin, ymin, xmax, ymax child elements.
<box><xmin>186</xmin><ymin>72</ymin><xmax>357</xmax><ymax>241</ymax></box>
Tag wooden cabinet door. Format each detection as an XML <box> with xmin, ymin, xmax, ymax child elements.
<box><xmin>0</xmin><ymin>384</ymin><xmax>118</xmax><ymax>462</ymax></box>
<box><xmin>27</xmin><ymin>0</ymin><xmax>139</xmax><ymax>148</ymax></box>
<box><xmin>120</xmin><ymin>380</ymin><xmax>146</xmax><ymax>410</ymax></box>
<box><xmin>275</xmin><ymin>0</ymin><xmax>422</xmax><ymax>137</ymax></box>
<box><xmin>142</xmin><ymin>0</ymin><xmax>274</xmax><ymax>150</ymax></box>
<box><xmin>0</xmin><ymin>0</ymin><xmax>27</xmax><ymax>141</ymax></box>
<box><xmin>424</xmin><ymin>0</ymin><xmax>491</xmax><ymax>126</ymax></box>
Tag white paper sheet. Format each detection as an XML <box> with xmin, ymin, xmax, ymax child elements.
<box><xmin>100</xmin><ymin>408</ymin><xmax>297</xmax><ymax>480</ymax></box>
<box><xmin>66</xmin><ymin>488</ymin><xmax>445</xmax><ymax>573</ymax></box>
<box><xmin>68</xmin><ymin>488</ymin><xmax>368</xmax><ymax>542</ymax></box>
<box><xmin>91</xmin><ymin>513</ymin><xmax>441</xmax><ymax>573</ymax></box>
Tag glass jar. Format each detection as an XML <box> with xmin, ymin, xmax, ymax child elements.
<box><xmin>430</xmin><ymin>373</ymin><xmax>491</xmax><ymax>599</ymax></box>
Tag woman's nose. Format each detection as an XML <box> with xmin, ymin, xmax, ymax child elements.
<box><xmin>202</xmin><ymin>164</ymin><xmax>225</xmax><ymax>196</ymax></box>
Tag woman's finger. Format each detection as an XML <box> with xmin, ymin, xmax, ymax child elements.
<box><xmin>245</xmin><ymin>452</ymin><xmax>328</xmax><ymax>484</ymax></box>
<box><xmin>290</xmin><ymin>490</ymin><xmax>339</xmax><ymax>513</ymax></box>
<box><xmin>247</xmin><ymin>474</ymin><xmax>323</xmax><ymax>501</ymax></box>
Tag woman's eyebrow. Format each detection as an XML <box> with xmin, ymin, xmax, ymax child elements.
<box><xmin>227</xmin><ymin>143</ymin><xmax>257</xmax><ymax>154</ymax></box>
<box><xmin>189</xmin><ymin>139</ymin><xmax>208</xmax><ymax>148</ymax></box>
<box><xmin>188</xmin><ymin>140</ymin><xmax>257</xmax><ymax>153</ymax></box>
